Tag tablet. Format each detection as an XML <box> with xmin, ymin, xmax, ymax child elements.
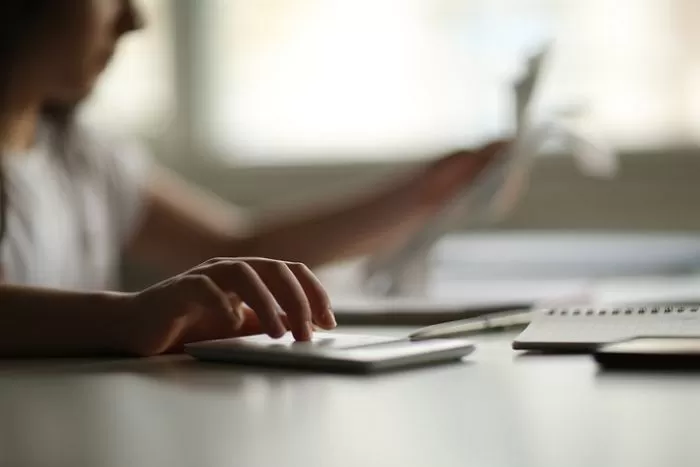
<box><xmin>185</xmin><ymin>333</ymin><xmax>475</xmax><ymax>373</ymax></box>
<box><xmin>594</xmin><ymin>336</ymin><xmax>700</xmax><ymax>370</ymax></box>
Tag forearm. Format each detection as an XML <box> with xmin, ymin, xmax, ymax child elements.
<box><xmin>0</xmin><ymin>286</ymin><xmax>128</xmax><ymax>357</ymax></box>
<box><xmin>130</xmin><ymin>166</ymin><xmax>429</xmax><ymax>274</ymax></box>
<box><xmin>235</xmin><ymin>179</ymin><xmax>428</xmax><ymax>268</ymax></box>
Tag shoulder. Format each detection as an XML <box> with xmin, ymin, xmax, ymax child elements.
<box><xmin>54</xmin><ymin>121</ymin><xmax>156</xmax><ymax>193</ymax></box>
<box><xmin>60</xmin><ymin>122</ymin><xmax>157</xmax><ymax>242</ymax></box>
<box><xmin>68</xmin><ymin>122</ymin><xmax>151</xmax><ymax>170</ymax></box>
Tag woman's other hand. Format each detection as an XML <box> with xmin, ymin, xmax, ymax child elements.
<box><xmin>411</xmin><ymin>140</ymin><xmax>511</xmax><ymax>216</ymax></box>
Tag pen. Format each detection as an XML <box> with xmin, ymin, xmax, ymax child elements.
<box><xmin>408</xmin><ymin>309</ymin><xmax>534</xmax><ymax>341</ymax></box>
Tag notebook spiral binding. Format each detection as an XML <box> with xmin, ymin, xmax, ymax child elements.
<box><xmin>542</xmin><ymin>306</ymin><xmax>700</xmax><ymax>317</ymax></box>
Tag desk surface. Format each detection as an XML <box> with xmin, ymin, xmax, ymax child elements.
<box><xmin>1</xmin><ymin>328</ymin><xmax>699</xmax><ymax>467</ymax></box>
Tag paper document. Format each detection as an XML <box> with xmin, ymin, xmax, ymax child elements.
<box><xmin>363</xmin><ymin>46</ymin><xmax>618</xmax><ymax>295</ymax></box>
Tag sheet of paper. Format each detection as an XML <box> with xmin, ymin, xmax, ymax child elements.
<box><xmin>364</xmin><ymin>49</ymin><xmax>549</xmax><ymax>284</ymax></box>
<box><xmin>362</xmin><ymin>46</ymin><xmax>618</xmax><ymax>294</ymax></box>
<box><xmin>515</xmin><ymin>48</ymin><xmax>547</xmax><ymax>134</ymax></box>
<box><xmin>362</xmin><ymin>124</ymin><xmax>554</xmax><ymax>287</ymax></box>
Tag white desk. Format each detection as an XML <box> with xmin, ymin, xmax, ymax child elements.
<box><xmin>1</xmin><ymin>328</ymin><xmax>699</xmax><ymax>467</ymax></box>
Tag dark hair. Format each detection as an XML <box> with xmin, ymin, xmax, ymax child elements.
<box><xmin>0</xmin><ymin>0</ymin><xmax>77</xmax><ymax>271</ymax></box>
<box><xmin>0</xmin><ymin>1</ymin><xmax>142</xmax><ymax>276</ymax></box>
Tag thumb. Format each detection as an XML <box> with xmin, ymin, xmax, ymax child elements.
<box><xmin>238</xmin><ymin>305</ymin><xmax>291</xmax><ymax>337</ymax></box>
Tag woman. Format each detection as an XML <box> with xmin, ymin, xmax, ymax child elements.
<box><xmin>0</xmin><ymin>0</ymin><xmax>506</xmax><ymax>357</ymax></box>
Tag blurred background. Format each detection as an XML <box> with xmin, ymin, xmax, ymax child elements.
<box><xmin>98</xmin><ymin>0</ymin><xmax>700</xmax><ymax>293</ymax></box>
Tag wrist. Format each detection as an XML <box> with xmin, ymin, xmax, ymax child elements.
<box><xmin>91</xmin><ymin>291</ymin><xmax>138</xmax><ymax>355</ymax></box>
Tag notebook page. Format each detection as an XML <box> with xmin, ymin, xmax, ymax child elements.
<box><xmin>515</xmin><ymin>307</ymin><xmax>700</xmax><ymax>349</ymax></box>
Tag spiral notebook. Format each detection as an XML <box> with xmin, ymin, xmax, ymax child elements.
<box><xmin>513</xmin><ymin>305</ymin><xmax>700</xmax><ymax>352</ymax></box>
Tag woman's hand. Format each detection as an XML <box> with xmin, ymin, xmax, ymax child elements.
<box><xmin>342</xmin><ymin>140</ymin><xmax>510</xmax><ymax>258</ymax></box>
<box><xmin>115</xmin><ymin>258</ymin><xmax>335</xmax><ymax>357</ymax></box>
<box><xmin>410</xmin><ymin>140</ymin><xmax>510</xmax><ymax>216</ymax></box>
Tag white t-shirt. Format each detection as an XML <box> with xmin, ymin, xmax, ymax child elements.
<box><xmin>0</xmin><ymin>122</ymin><xmax>152</xmax><ymax>291</ymax></box>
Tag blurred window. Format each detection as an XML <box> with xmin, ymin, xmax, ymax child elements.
<box><xmin>198</xmin><ymin>0</ymin><xmax>700</xmax><ymax>164</ymax></box>
<box><xmin>83</xmin><ymin>1</ymin><xmax>700</xmax><ymax>164</ymax></box>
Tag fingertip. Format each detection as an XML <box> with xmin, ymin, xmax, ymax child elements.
<box><xmin>317</xmin><ymin>308</ymin><xmax>337</xmax><ymax>330</ymax></box>
<box><xmin>294</xmin><ymin>322</ymin><xmax>314</xmax><ymax>342</ymax></box>
<box><xmin>327</xmin><ymin>310</ymin><xmax>337</xmax><ymax>329</ymax></box>
<box><xmin>486</xmin><ymin>139</ymin><xmax>513</xmax><ymax>154</ymax></box>
<box><xmin>267</xmin><ymin>315</ymin><xmax>287</xmax><ymax>339</ymax></box>
<box><xmin>230</xmin><ymin>306</ymin><xmax>244</xmax><ymax>330</ymax></box>
<box><xmin>270</xmin><ymin>326</ymin><xmax>287</xmax><ymax>339</ymax></box>
<box><xmin>278</xmin><ymin>312</ymin><xmax>291</xmax><ymax>330</ymax></box>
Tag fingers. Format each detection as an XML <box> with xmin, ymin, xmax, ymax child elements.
<box><xmin>476</xmin><ymin>140</ymin><xmax>511</xmax><ymax>166</ymax></box>
<box><xmin>433</xmin><ymin>139</ymin><xmax>510</xmax><ymax>169</ymax></box>
<box><xmin>235</xmin><ymin>305</ymin><xmax>292</xmax><ymax>337</ymax></box>
<box><xmin>479</xmin><ymin>139</ymin><xmax>512</xmax><ymax>156</ymax></box>
<box><xmin>190</xmin><ymin>258</ymin><xmax>332</xmax><ymax>341</ymax></box>
<box><xmin>424</xmin><ymin>139</ymin><xmax>512</xmax><ymax>204</ymax></box>
<box><xmin>227</xmin><ymin>262</ymin><xmax>288</xmax><ymax>338</ymax></box>
<box><xmin>287</xmin><ymin>262</ymin><xmax>336</xmax><ymax>330</ymax></box>
<box><xmin>249</xmin><ymin>262</ymin><xmax>313</xmax><ymax>341</ymax></box>
<box><xmin>245</xmin><ymin>260</ymin><xmax>335</xmax><ymax>338</ymax></box>
<box><xmin>177</xmin><ymin>275</ymin><xmax>240</xmax><ymax>328</ymax></box>
<box><xmin>457</xmin><ymin>140</ymin><xmax>511</xmax><ymax>173</ymax></box>
<box><xmin>236</xmin><ymin>305</ymin><xmax>265</xmax><ymax>336</ymax></box>
<box><xmin>195</xmin><ymin>261</ymin><xmax>287</xmax><ymax>338</ymax></box>
<box><xmin>171</xmin><ymin>296</ymin><xmax>247</xmax><ymax>350</ymax></box>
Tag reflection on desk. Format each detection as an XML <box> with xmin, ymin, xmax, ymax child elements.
<box><xmin>1</xmin><ymin>330</ymin><xmax>699</xmax><ymax>467</ymax></box>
